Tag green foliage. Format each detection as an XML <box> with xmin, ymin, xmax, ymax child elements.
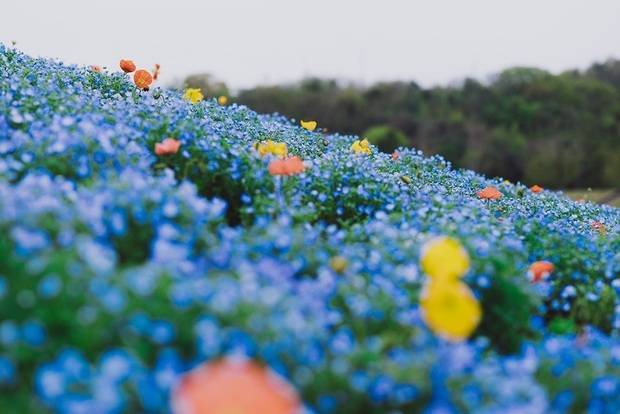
<box><xmin>364</xmin><ymin>125</ymin><xmax>409</xmax><ymax>153</ymax></box>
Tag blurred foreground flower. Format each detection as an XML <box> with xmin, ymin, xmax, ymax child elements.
<box><xmin>350</xmin><ymin>139</ymin><xmax>371</xmax><ymax>155</ymax></box>
<box><xmin>420</xmin><ymin>236</ymin><xmax>470</xmax><ymax>281</ymax></box>
<box><xmin>155</xmin><ymin>138</ymin><xmax>181</xmax><ymax>156</ymax></box>
<box><xmin>268</xmin><ymin>157</ymin><xmax>305</xmax><ymax>176</ymax></box>
<box><xmin>528</xmin><ymin>261</ymin><xmax>554</xmax><ymax>283</ymax></box>
<box><xmin>172</xmin><ymin>358</ymin><xmax>301</xmax><ymax>414</ymax></box>
<box><xmin>184</xmin><ymin>88</ymin><xmax>204</xmax><ymax>104</ymax></box>
<box><xmin>300</xmin><ymin>120</ymin><xmax>317</xmax><ymax>131</ymax></box>
<box><xmin>477</xmin><ymin>186</ymin><xmax>502</xmax><ymax>200</ymax></box>
<box><xmin>134</xmin><ymin>69</ymin><xmax>153</xmax><ymax>90</ymax></box>
<box><xmin>119</xmin><ymin>59</ymin><xmax>136</xmax><ymax>73</ymax></box>
<box><xmin>420</xmin><ymin>281</ymin><xmax>481</xmax><ymax>342</ymax></box>
<box><xmin>419</xmin><ymin>237</ymin><xmax>480</xmax><ymax>341</ymax></box>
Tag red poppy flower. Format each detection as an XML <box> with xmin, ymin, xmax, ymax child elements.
<box><xmin>172</xmin><ymin>358</ymin><xmax>301</xmax><ymax>414</ymax></box>
<box><xmin>155</xmin><ymin>138</ymin><xmax>181</xmax><ymax>156</ymax></box>
<box><xmin>591</xmin><ymin>221</ymin><xmax>607</xmax><ymax>235</ymax></box>
<box><xmin>119</xmin><ymin>59</ymin><xmax>136</xmax><ymax>73</ymax></box>
<box><xmin>134</xmin><ymin>69</ymin><xmax>153</xmax><ymax>90</ymax></box>
<box><xmin>528</xmin><ymin>261</ymin><xmax>554</xmax><ymax>283</ymax></box>
<box><xmin>268</xmin><ymin>156</ymin><xmax>305</xmax><ymax>176</ymax></box>
<box><xmin>530</xmin><ymin>185</ymin><xmax>543</xmax><ymax>193</ymax></box>
<box><xmin>477</xmin><ymin>186</ymin><xmax>502</xmax><ymax>200</ymax></box>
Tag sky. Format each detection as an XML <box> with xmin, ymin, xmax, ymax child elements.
<box><xmin>2</xmin><ymin>0</ymin><xmax>620</xmax><ymax>91</ymax></box>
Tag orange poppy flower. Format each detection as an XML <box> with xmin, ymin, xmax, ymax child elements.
<box><xmin>530</xmin><ymin>185</ymin><xmax>543</xmax><ymax>193</ymax></box>
<box><xmin>155</xmin><ymin>138</ymin><xmax>181</xmax><ymax>156</ymax></box>
<box><xmin>90</xmin><ymin>65</ymin><xmax>102</xmax><ymax>73</ymax></box>
<box><xmin>119</xmin><ymin>59</ymin><xmax>136</xmax><ymax>73</ymax></box>
<box><xmin>391</xmin><ymin>151</ymin><xmax>400</xmax><ymax>160</ymax></box>
<box><xmin>528</xmin><ymin>261</ymin><xmax>554</xmax><ymax>283</ymax></box>
<box><xmin>591</xmin><ymin>221</ymin><xmax>607</xmax><ymax>235</ymax></box>
<box><xmin>268</xmin><ymin>156</ymin><xmax>305</xmax><ymax>176</ymax></box>
<box><xmin>477</xmin><ymin>186</ymin><xmax>502</xmax><ymax>200</ymax></box>
<box><xmin>172</xmin><ymin>358</ymin><xmax>301</xmax><ymax>414</ymax></box>
<box><xmin>134</xmin><ymin>69</ymin><xmax>153</xmax><ymax>90</ymax></box>
<box><xmin>152</xmin><ymin>63</ymin><xmax>161</xmax><ymax>80</ymax></box>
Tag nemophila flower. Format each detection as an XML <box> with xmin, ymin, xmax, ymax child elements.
<box><xmin>530</xmin><ymin>185</ymin><xmax>543</xmax><ymax>194</ymax></box>
<box><xmin>172</xmin><ymin>358</ymin><xmax>301</xmax><ymax>414</ymax></box>
<box><xmin>300</xmin><ymin>120</ymin><xmax>317</xmax><ymax>131</ymax></box>
<box><xmin>420</xmin><ymin>236</ymin><xmax>470</xmax><ymax>281</ymax></box>
<box><xmin>134</xmin><ymin>69</ymin><xmax>153</xmax><ymax>90</ymax></box>
<box><xmin>268</xmin><ymin>156</ymin><xmax>305</xmax><ymax>176</ymax></box>
<box><xmin>420</xmin><ymin>281</ymin><xmax>481</xmax><ymax>342</ymax></box>
<box><xmin>477</xmin><ymin>186</ymin><xmax>502</xmax><ymax>200</ymax></box>
<box><xmin>256</xmin><ymin>140</ymin><xmax>288</xmax><ymax>158</ymax></box>
<box><xmin>218</xmin><ymin>95</ymin><xmax>229</xmax><ymax>105</ymax></box>
<box><xmin>119</xmin><ymin>59</ymin><xmax>136</xmax><ymax>73</ymax></box>
<box><xmin>155</xmin><ymin>138</ymin><xmax>181</xmax><ymax>156</ymax></box>
<box><xmin>528</xmin><ymin>261</ymin><xmax>554</xmax><ymax>283</ymax></box>
<box><xmin>351</xmin><ymin>139</ymin><xmax>371</xmax><ymax>155</ymax></box>
<box><xmin>183</xmin><ymin>88</ymin><xmax>204</xmax><ymax>104</ymax></box>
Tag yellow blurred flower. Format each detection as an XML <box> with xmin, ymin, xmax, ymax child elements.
<box><xmin>218</xmin><ymin>95</ymin><xmax>229</xmax><ymax>105</ymax></box>
<box><xmin>184</xmin><ymin>88</ymin><xmax>204</xmax><ymax>104</ymax></box>
<box><xmin>420</xmin><ymin>280</ymin><xmax>481</xmax><ymax>342</ymax></box>
<box><xmin>300</xmin><ymin>120</ymin><xmax>317</xmax><ymax>131</ymax></box>
<box><xmin>329</xmin><ymin>256</ymin><xmax>348</xmax><ymax>274</ymax></box>
<box><xmin>420</xmin><ymin>236</ymin><xmax>470</xmax><ymax>281</ymax></box>
<box><xmin>350</xmin><ymin>139</ymin><xmax>371</xmax><ymax>155</ymax></box>
<box><xmin>256</xmin><ymin>140</ymin><xmax>288</xmax><ymax>158</ymax></box>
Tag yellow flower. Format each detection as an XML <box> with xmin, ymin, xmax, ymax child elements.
<box><xmin>329</xmin><ymin>256</ymin><xmax>348</xmax><ymax>274</ymax></box>
<box><xmin>420</xmin><ymin>280</ymin><xmax>481</xmax><ymax>342</ymax></box>
<box><xmin>420</xmin><ymin>236</ymin><xmax>470</xmax><ymax>281</ymax></box>
<box><xmin>183</xmin><ymin>88</ymin><xmax>204</xmax><ymax>104</ymax></box>
<box><xmin>256</xmin><ymin>140</ymin><xmax>288</xmax><ymax>158</ymax></box>
<box><xmin>350</xmin><ymin>139</ymin><xmax>371</xmax><ymax>155</ymax></box>
<box><xmin>300</xmin><ymin>120</ymin><xmax>317</xmax><ymax>131</ymax></box>
<box><xmin>218</xmin><ymin>95</ymin><xmax>228</xmax><ymax>105</ymax></box>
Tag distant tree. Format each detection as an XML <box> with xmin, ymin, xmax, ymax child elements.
<box><xmin>364</xmin><ymin>125</ymin><xmax>409</xmax><ymax>153</ymax></box>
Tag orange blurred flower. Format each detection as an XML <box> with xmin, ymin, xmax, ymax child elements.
<box><xmin>530</xmin><ymin>185</ymin><xmax>543</xmax><ymax>193</ymax></box>
<box><xmin>90</xmin><ymin>65</ymin><xmax>102</xmax><ymax>73</ymax></box>
<box><xmin>528</xmin><ymin>261</ymin><xmax>554</xmax><ymax>283</ymax></box>
<box><xmin>155</xmin><ymin>138</ymin><xmax>181</xmax><ymax>156</ymax></box>
<box><xmin>119</xmin><ymin>59</ymin><xmax>136</xmax><ymax>73</ymax></box>
<box><xmin>152</xmin><ymin>63</ymin><xmax>161</xmax><ymax>81</ymax></box>
<box><xmin>477</xmin><ymin>186</ymin><xmax>502</xmax><ymax>200</ymax></box>
<box><xmin>268</xmin><ymin>156</ymin><xmax>305</xmax><ymax>176</ymax></box>
<box><xmin>172</xmin><ymin>358</ymin><xmax>301</xmax><ymax>414</ymax></box>
<box><xmin>134</xmin><ymin>69</ymin><xmax>153</xmax><ymax>90</ymax></box>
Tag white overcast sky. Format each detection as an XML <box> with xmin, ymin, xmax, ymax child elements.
<box><xmin>2</xmin><ymin>0</ymin><xmax>620</xmax><ymax>90</ymax></box>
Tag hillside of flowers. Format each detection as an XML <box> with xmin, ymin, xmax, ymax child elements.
<box><xmin>0</xmin><ymin>45</ymin><xmax>619</xmax><ymax>413</ymax></box>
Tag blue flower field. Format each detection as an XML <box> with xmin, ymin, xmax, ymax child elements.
<box><xmin>0</xmin><ymin>45</ymin><xmax>619</xmax><ymax>413</ymax></box>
